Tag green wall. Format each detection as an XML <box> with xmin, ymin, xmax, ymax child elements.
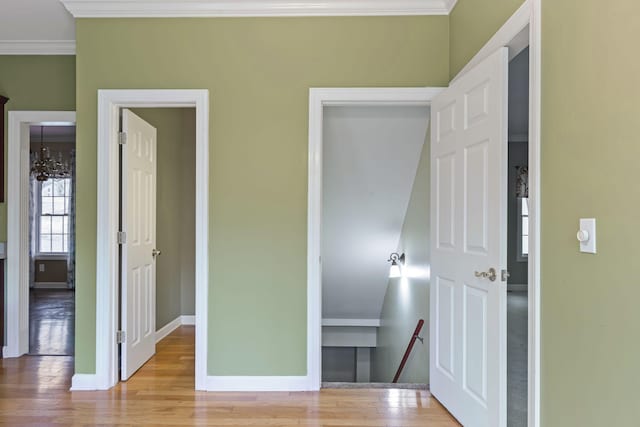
<box><xmin>74</xmin><ymin>17</ymin><xmax>449</xmax><ymax>375</ymax></box>
<box><xmin>372</xmin><ymin>132</ymin><xmax>430</xmax><ymax>383</ymax></box>
<box><xmin>541</xmin><ymin>1</ymin><xmax>640</xmax><ymax>425</ymax></box>
<box><xmin>131</xmin><ymin>108</ymin><xmax>196</xmax><ymax>330</ymax></box>
<box><xmin>0</xmin><ymin>56</ymin><xmax>76</xmax><ymax>243</ymax></box>
<box><xmin>449</xmin><ymin>0</ymin><xmax>525</xmax><ymax>79</ymax></box>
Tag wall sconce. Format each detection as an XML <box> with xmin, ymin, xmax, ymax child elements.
<box><xmin>388</xmin><ymin>252</ymin><xmax>405</xmax><ymax>278</ymax></box>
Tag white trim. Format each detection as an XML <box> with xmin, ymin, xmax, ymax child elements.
<box><xmin>70</xmin><ymin>374</ymin><xmax>101</xmax><ymax>391</ymax></box>
<box><xmin>155</xmin><ymin>317</ymin><xmax>182</xmax><ymax>343</ymax></box>
<box><xmin>322</xmin><ymin>318</ymin><xmax>381</xmax><ymax>327</ymax></box>
<box><xmin>507</xmin><ymin>284</ymin><xmax>528</xmax><ymax>292</ymax></box>
<box><xmin>528</xmin><ymin>1</ymin><xmax>542</xmax><ymax>426</ymax></box>
<box><xmin>95</xmin><ymin>90</ymin><xmax>209</xmax><ymax>391</ymax></box>
<box><xmin>181</xmin><ymin>315</ymin><xmax>196</xmax><ymax>325</ymax></box>
<box><xmin>451</xmin><ymin>0</ymin><xmax>531</xmax><ymax>84</ymax></box>
<box><xmin>61</xmin><ymin>0</ymin><xmax>453</xmax><ymax>17</ymax></box>
<box><xmin>0</xmin><ymin>40</ymin><xmax>76</xmax><ymax>55</ymax></box>
<box><xmin>307</xmin><ymin>87</ymin><xmax>443</xmax><ymax>391</ymax></box>
<box><xmin>205</xmin><ymin>376</ymin><xmax>310</xmax><ymax>391</ymax></box>
<box><xmin>6</xmin><ymin>111</ymin><xmax>76</xmax><ymax>360</ymax></box>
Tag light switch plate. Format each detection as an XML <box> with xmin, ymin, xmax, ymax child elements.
<box><xmin>579</xmin><ymin>218</ymin><xmax>596</xmax><ymax>254</ymax></box>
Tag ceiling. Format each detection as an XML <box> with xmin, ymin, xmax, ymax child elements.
<box><xmin>29</xmin><ymin>125</ymin><xmax>76</xmax><ymax>144</ymax></box>
<box><xmin>0</xmin><ymin>0</ymin><xmax>457</xmax><ymax>53</ymax></box>
<box><xmin>322</xmin><ymin>105</ymin><xmax>429</xmax><ymax>320</ymax></box>
<box><xmin>0</xmin><ymin>0</ymin><xmax>75</xmax><ymax>53</ymax></box>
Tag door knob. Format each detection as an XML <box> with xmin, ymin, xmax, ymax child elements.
<box><xmin>474</xmin><ymin>267</ymin><xmax>497</xmax><ymax>282</ymax></box>
<box><xmin>152</xmin><ymin>249</ymin><xmax>161</xmax><ymax>258</ymax></box>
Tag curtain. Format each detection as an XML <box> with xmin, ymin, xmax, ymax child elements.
<box><xmin>67</xmin><ymin>149</ymin><xmax>76</xmax><ymax>289</ymax></box>
<box><xmin>515</xmin><ymin>165</ymin><xmax>529</xmax><ymax>198</ymax></box>
<box><xmin>29</xmin><ymin>152</ymin><xmax>38</xmax><ymax>288</ymax></box>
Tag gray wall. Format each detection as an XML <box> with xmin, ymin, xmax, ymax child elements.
<box><xmin>507</xmin><ymin>142</ymin><xmax>528</xmax><ymax>285</ymax></box>
<box><xmin>131</xmin><ymin>108</ymin><xmax>196</xmax><ymax>330</ymax></box>
<box><xmin>322</xmin><ymin>347</ymin><xmax>356</xmax><ymax>382</ymax></box>
<box><xmin>371</xmin><ymin>132</ymin><xmax>430</xmax><ymax>383</ymax></box>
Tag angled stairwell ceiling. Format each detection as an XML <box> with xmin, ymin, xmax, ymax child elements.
<box><xmin>322</xmin><ymin>105</ymin><xmax>429</xmax><ymax>320</ymax></box>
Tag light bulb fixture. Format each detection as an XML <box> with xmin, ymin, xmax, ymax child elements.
<box><xmin>387</xmin><ymin>252</ymin><xmax>405</xmax><ymax>278</ymax></box>
<box><xmin>31</xmin><ymin>126</ymin><xmax>71</xmax><ymax>182</ymax></box>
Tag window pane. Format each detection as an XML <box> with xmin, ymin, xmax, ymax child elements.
<box><xmin>40</xmin><ymin>235</ymin><xmax>51</xmax><ymax>253</ymax></box>
<box><xmin>53</xmin><ymin>179</ymin><xmax>66</xmax><ymax>196</ymax></box>
<box><xmin>40</xmin><ymin>216</ymin><xmax>51</xmax><ymax>234</ymax></box>
<box><xmin>521</xmin><ymin>198</ymin><xmax>529</xmax><ymax>216</ymax></box>
<box><xmin>63</xmin><ymin>216</ymin><xmax>68</xmax><ymax>233</ymax></box>
<box><xmin>41</xmin><ymin>197</ymin><xmax>53</xmax><ymax>215</ymax></box>
<box><xmin>51</xmin><ymin>235</ymin><xmax>64</xmax><ymax>252</ymax></box>
<box><xmin>522</xmin><ymin>236</ymin><xmax>529</xmax><ymax>256</ymax></box>
<box><xmin>51</xmin><ymin>216</ymin><xmax>64</xmax><ymax>234</ymax></box>
<box><xmin>53</xmin><ymin>197</ymin><xmax>66</xmax><ymax>214</ymax></box>
<box><xmin>522</xmin><ymin>217</ymin><xmax>529</xmax><ymax>236</ymax></box>
<box><xmin>62</xmin><ymin>236</ymin><xmax>68</xmax><ymax>253</ymax></box>
<box><xmin>41</xmin><ymin>181</ymin><xmax>53</xmax><ymax>196</ymax></box>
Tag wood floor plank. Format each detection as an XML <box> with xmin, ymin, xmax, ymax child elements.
<box><xmin>0</xmin><ymin>326</ymin><xmax>460</xmax><ymax>426</ymax></box>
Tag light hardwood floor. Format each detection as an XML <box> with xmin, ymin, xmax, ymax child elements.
<box><xmin>0</xmin><ymin>326</ymin><xmax>460</xmax><ymax>426</ymax></box>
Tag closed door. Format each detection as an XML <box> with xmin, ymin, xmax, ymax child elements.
<box><xmin>121</xmin><ymin>109</ymin><xmax>158</xmax><ymax>380</ymax></box>
<box><xmin>430</xmin><ymin>47</ymin><xmax>509</xmax><ymax>427</ymax></box>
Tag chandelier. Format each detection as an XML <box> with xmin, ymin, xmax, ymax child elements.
<box><xmin>31</xmin><ymin>126</ymin><xmax>71</xmax><ymax>182</ymax></box>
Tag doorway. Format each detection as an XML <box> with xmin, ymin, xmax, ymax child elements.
<box><xmin>320</xmin><ymin>105</ymin><xmax>430</xmax><ymax>387</ymax></box>
<box><xmin>118</xmin><ymin>107</ymin><xmax>196</xmax><ymax>381</ymax></box>
<box><xmin>28</xmin><ymin>124</ymin><xmax>76</xmax><ymax>357</ymax></box>
<box><xmin>6</xmin><ymin>111</ymin><xmax>76</xmax><ymax>360</ymax></box>
<box><xmin>87</xmin><ymin>89</ymin><xmax>209</xmax><ymax>392</ymax></box>
<box><xmin>307</xmin><ymin>88</ymin><xmax>443</xmax><ymax>390</ymax></box>
<box><xmin>507</xmin><ymin>47</ymin><xmax>530</xmax><ymax>427</ymax></box>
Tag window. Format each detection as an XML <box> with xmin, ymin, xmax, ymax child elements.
<box><xmin>517</xmin><ymin>197</ymin><xmax>529</xmax><ymax>261</ymax></box>
<box><xmin>38</xmin><ymin>178</ymin><xmax>71</xmax><ymax>254</ymax></box>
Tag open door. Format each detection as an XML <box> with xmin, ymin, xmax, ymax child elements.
<box><xmin>120</xmin><ymin>109</ymin><xmax>158</xmax><ymax>380</ymax></box>
<box><xmin>430</xmin><ymin>47</ymin><xmax>509</xmax><ymax>427</ymax></box>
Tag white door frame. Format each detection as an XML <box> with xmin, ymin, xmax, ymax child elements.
<box><xmin>307</xmin><ymin>87</ymin><xmax>444</xmax><ymax>389</ymax></box>
<box><xmin>451</xmin><ymin>1</ymin><xmax>541</xmax><ymax>426</ymax></box>
<box><xmin>72</xmin><ymin>89</ymin><xmax>209</xmax><ymax>391</ymax></box>
<box><xmin>5</xmin><ymin>111</ymin><xmax>76</xmax><ymax>358</ymax></box>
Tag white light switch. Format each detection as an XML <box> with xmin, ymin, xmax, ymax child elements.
<box><xmin>577</xmin><ymin>218</ymin><xmax>596</xmax><ymax>254</ymax></box>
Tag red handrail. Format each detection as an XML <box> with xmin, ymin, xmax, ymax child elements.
<box><xmin>392</xmin><ymin>319</ymin><xmax>425</xmax><ymax>383</ymax></box>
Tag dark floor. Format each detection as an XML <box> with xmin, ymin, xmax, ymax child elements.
<box><xmin>507</xmin><ymin>291</ymin><xmax>528</xmax><ymax>427</ymax></box>
<box><xmin>29</xmin><ymin>289</ymin><xmax>75</xmax><ymax>356</ymax></box>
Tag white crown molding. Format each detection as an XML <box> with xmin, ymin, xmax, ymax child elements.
<box><xmin>0</xmin><ymin>40</ymin><xmax>75</xmax><ymax>55</ymax></box>
<box><xmin>60</xmin><ymin>0</ymin><xmax>453</xmax><ymax>18</ymax></box>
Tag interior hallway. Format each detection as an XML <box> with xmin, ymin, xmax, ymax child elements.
<box><xmin>29</xmin><ymin>289</ymin><xmax>74</xmax><ymax>356</ymax></box>
<box><xmin>0</xmin><ymin>326</ymin><xmax>460</xmax><ymax>426</ymax></box>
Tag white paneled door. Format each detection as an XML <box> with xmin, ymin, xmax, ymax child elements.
<box><xmin>430</xmin><ymin>47</ymin><xmax>509</xmax><ymax>427</ymax></box>
<box><xmin>121</xmin><ymin>109</ymin><xmax>158</xmax><ymax>381</ymax></box>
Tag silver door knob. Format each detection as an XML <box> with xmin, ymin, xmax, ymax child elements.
<box><xmin>152</xmin><ymin>249</ymin><xmax>161</xmax><ymax>258</ymax></box>
<box><xmin>474</xmin><ymin>268</ymin><xmax>497</xmax><ymax>282</ymax></box>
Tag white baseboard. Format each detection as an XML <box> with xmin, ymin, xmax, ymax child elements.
<box><xmin>155</xmin><ymin>317</ymin><xmax>183</xmax><ymax>343</ymax></box>
<box><xmin>33</xmin><ymin>282</ymin><xmax>69</xmax><ymax>289</ymax></box>
<box><xmin>508</xmin><ymin>284</ymin><xmax>528</xmax><ymax>292</ymax></box>
<box><xmin>204</xmin><ymin>375</ymin><xmax>312</xmax><ymax>391</ymax></box>
<box><xmin>70</xmin><ymin>374</ymin><xmax>102</xmax><ymax>391</ymax></box>
<box><xmin>181</xmin><ymin>315</ymin><xmax>195</xmax><ymax>325</ymax></box>
<box><xmin>2</xmin><ymin>345</ymin><xmax>26</xmax><ymax>358</ymax></box>
<box><xmin>155</xmin><ymin>314</ymin><xmax>197</xmax><ymax>343</ymax></box>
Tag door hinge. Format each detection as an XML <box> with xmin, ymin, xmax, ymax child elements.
<box><xmin>501</xmin><ymin>269</ymin><xmax>511</xmax><ymax>282</ymax></box>
<box><xmin>118</xmin><ymin>132</ymin><xmax>127</xmax><ymax>145</ymax></box>
<box><xmin>117</xmin><ymin>231</ymin><xmax>126</xmax><ymax>244</ymax></box>
<box><xmin>116</xmin><ymin>330</ymin><xmax>126</xmax><ymax>344</ymax></box>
